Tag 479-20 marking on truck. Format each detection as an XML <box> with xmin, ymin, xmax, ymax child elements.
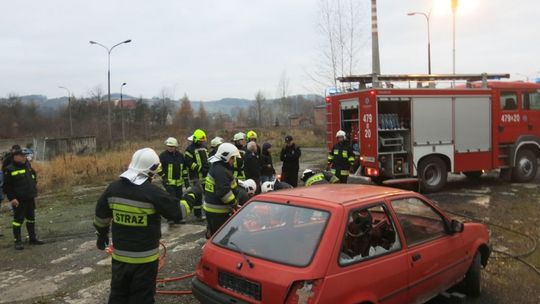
<box><xmin>501</xmin><ymin>114</ymin><xmax>520</xmax><ymax>123</ymax></box>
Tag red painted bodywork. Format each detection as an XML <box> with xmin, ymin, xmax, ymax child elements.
<box><xmin>326</xmin><ymin>82</ymin><xmax>540</xmax><ymax>177</ymax></box>
<box><xmin>194</xmin><ymin>185</ymin><xmax>490</xmax><ymax>304</ymax></box>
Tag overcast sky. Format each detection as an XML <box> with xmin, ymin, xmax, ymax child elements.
<box><xmin>1</xmin><ymin>0</ymin><xmax>539</xmax><ymax>100</ymax></box>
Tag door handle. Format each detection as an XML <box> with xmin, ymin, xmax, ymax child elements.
<box><xmin>498</xmin><ymin>125</ymin><xmax>504</xmax><ymax>132</ymax></box>
<box><xmin>528</xmin><ymin>124</ymin><xmax>533</xmax><ymax>131</ymax></box>
<box><xmin>412</xmin><ymin>253</ymin><xmax>422</xmax><ymax>262</ymax></box>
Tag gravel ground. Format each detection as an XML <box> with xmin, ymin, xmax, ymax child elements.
<box><xmin>0</xmin><ymin>148</ymin><xmax>538</xmax><ymax>303</ymax></box>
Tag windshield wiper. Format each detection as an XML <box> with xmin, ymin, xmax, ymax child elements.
<box><xmin>218</xmin><ymin>226</ymin><xmax>238</xmax><ymax>246</ymax></box>
<box><xmin>230</xmin><ymin>241</ymin><xmax>254</xmax><ymax>269</ymax></box>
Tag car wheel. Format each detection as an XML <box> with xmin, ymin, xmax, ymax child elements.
<box><xmin>418</xmin><ymin>156</ymin><xmax>447</xmax><ymax>193</ymax></box>
<box><xmin>463</xmin><ymin>171</ymin><xmax>482</xmax><ymax>179</ymax></box>
<box><xmin>512</xmin><ymin>149</ymin><xmax>538</xmax><ymax>183</ymax></box>
<box><xmin>457</xmin><ymin>252</ymin><xmax>482</xmax><ymax>297</ymax></box>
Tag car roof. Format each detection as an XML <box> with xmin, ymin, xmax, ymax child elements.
<box><xmin>261</xmin><ymin>184</ymin><xmax>411</xmax><ymax>206</ymax></box>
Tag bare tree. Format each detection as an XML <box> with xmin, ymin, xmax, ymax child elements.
<box><xmin>276</xmin><ymin>71</ymin><xmax>292</xmax><ymax>125</ymax></box>
<box><xmin>311</xmin><ymin>0</ymin><xmax>368</xmax><ymax>91</ymax></box>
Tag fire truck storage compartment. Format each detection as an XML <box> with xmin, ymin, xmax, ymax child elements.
<box><xmin>377</xmin><ymin>98</ymin><xmax>411</xmax><ymax>177</ymax></box>
<box><xmin>340</xmin><ymin>98</ymin><xmax>360</xmax><ymax>149</ymax></box>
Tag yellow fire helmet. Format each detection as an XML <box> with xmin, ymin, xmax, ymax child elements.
<box><xmin>192</xmin><ymin>129</ymin><xmax>207</xmax><ymax>143</ymax></box>
<box><xmin>246</xmin><ymin>130</ymin><xmax>258</xmax><ymax>140</ymax></box>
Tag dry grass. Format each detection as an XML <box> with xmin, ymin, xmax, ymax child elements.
<box><xmin>31</xmin><ymin>128</ymin><xmax>325</xmax><ymax>194</ymax></box>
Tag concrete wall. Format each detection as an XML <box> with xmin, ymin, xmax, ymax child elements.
<box><xmin>1</xmin><ymin>136</ymin><xmax>96</xmax><ymax>161</ymax></box>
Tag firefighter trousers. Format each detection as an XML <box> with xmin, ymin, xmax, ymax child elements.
<box><xmin>206</xmin><ymin>212</ymin><xmax>231</xmax><ymax>238</ymax></box>
<box><xmin>281</xmin><ymin>169</ymin><xmax>299</xmax><ymax>187</ymax></box>
<box><xmin>190</xmin><ymin>180</ymin><xmax>204</xmax><ymax>217</ymax></box>
<box><xmin>109</xmin><ymin>259</ymin><xmax>159</xmax><ymax>304</ymax></box>
<box><xmin>12</xmin><ymin>198</ymin><xmax>36</xmax><ymax>241</ymax></box>
<box><xmin>336</xmin><ymin>174</ymin><xmax>348</xmax><ymax>184</ymax></box>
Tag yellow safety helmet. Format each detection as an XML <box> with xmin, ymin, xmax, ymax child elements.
<box><xmin>192</xmin><ymin>129</ymin><xmax>207</xmax><ymax>143</ymax></box>
<box><xmin>246</xmin><ymin>130</ymin><xmax>258</xmax><ymax>140</ymax></box>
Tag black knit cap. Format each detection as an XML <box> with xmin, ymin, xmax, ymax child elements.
<box><xmin>284</xmin><ymin>135</ymin><xmax>293</xmax><ymax>142</ymax></box>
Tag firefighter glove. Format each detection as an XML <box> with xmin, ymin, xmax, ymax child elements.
<box><xmin>96</xmin><ymin>233</ymin><xmax>109</xmax><ymax>250</ymax></box>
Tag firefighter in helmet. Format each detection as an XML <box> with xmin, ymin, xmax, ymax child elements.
<box><xmin>159</xmin><ymin>137</ymin><xmax>188</xmax><ymax>201</ymax></box>
<box><xmin>328</xmin><ymin>130</ymin><xmax>355</xmax><ymax>183</ymax></box>
<box><xmin>203</xmin><ymin>143</ymin><xmax>244</xmax><ymax>236</ymax></box>
<box><xmin>246</xmin><ymin>130</ymin><xmax>261</xmax><ymax>156</ymax></box>
<box><xmin>232</xmin><ymin>132</ymin><xmax>247</xmax><ymax>181</ymax></box>
<box><xmin>301</xmin><ymin>169</ymin><xmax>339</xmax><ymax>186</ymax></box>
<box><xmin>94</xmin><ymin>148</ymin><xmax>188</xmax><ymax>303</ymax></box>
<box><xmin>209</xmin><ymin>137</ymin><xmax>224</xmax><ymax>158</ymax></box>
<box><xmin>185</xmin><ymin>129</ymin><xmax>209</xmax><ymax>220</ymax></box>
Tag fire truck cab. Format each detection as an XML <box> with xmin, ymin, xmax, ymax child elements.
<box><xmin>326</xmin><ymin>74</ymin><xmax>540</xmax><ymax>192</ymax></box>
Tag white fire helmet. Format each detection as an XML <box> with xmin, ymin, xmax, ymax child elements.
<box><xmin>261</xmin><ymin>181</ymin><xmax>275</xmax><ymax>193</ymax></box>
<box><xmin>164</xmin><ymin>137</ymin><xmax>179</xmax><ymax>147</ymax></box>
<box><xmin>210</xmin><ymin>137</ymin><xmax>224</xmax><ymax>148</ymax></box>
<box><xmin>209</xmin><ymin>143</ymin><xmax>241</xmax><ymax>163</ymax></box>
<box><xmin>120</xmin><ymin>148</ymin><xmax>161</xmax><ymax>185</ymax></box>
<box><xmin>233</xmin><ymin>132</ymin><xmax>246</xmax><ymax>141</ymax></box>
<box><xmin>336</xmin><ymin>130</ymin><xmax>346</xmax><ymax>139</ymax></box>
<box><xmin>239</xmin><ymin>179</ymin><xmax>257</xmax><ymax>195</ymax></box>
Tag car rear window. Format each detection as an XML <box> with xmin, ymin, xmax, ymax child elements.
<box><xmin>212</xmin><ymin>201</ymin><xmax>330</xmax><ymax>267</ymax></box>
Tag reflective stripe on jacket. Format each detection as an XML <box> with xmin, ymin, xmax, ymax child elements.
<box><xmin>203</xmin><ymin>161</ymin><xmax>237</xmax><ymax>214</ymax></box>
<box><xmin>94</xmin><ymin>178</ymin><xmax>182</xmax><ymax>264</ymax></box>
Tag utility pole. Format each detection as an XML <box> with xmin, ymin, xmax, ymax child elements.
<box><xmin>371</xmin><ymin>0</ymin><xmax>381</xmax><ymax>87</ymax></box>
<box><xmin>120</xmin><ymin>82</ymin><xmax>127</xmax><ymax>142</ymax></box>
<box><xmin>452</xmin><ymin>0</ymin><xmax>458</xmax><ymax>76</ymax></box>
<box><xmin>58</xmin><ymin>86</ymin><xmax>73</xmax><ymax>138</ymax></box>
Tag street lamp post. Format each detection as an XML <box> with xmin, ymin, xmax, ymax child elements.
<box><xmin>452</xmin><ymin>0</ymin><xmax>458</xmax><ymax>76</ymax></box>
<box><xmin>120</xmin><ymin>82</ymin><xmax>127</xmax><ymax>142</ymax></box>
<box><xmin>89</xmin><ymin>39</ymin><xmax>132</xmax><ymax>143</ymax></box>
<box><xmin>58</xmin><ymin>86</ymin><xmax>73</xmax><ymax>138</ymax></box>
<box><xmin>408</xmin><ymin>11</ymin><xmax>432</xmax><ymax>75</ymax></box>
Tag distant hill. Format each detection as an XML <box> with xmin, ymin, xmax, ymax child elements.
<box><xmin>8</xmin><ymin>93</ymin><xmax>324</xmax><ymax>117</ymax></box>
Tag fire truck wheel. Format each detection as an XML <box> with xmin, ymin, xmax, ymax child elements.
<box><xmin>512</xmin><ymin>149</ymin><xmax>538</xmax><ymax>183</ymax></box>
<box><xmin>418</xmin><ymin>156</ymin><xmax>447</xmax><ymax>193</ymax></box>
<box><xmin>463</xmin><ymin>171</ymin><xmax>483</xmax><ymax>179</ymax></box>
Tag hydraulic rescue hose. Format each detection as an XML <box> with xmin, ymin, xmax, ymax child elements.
<box><xmin>106</xmin><ymin>241</ymin><xmax>196</xmax><ymax>296</ymax></box>
<box><xmin>441</xmin><ymin>208</ymin><xmax>540</xmax><ymax>276</ymax></box>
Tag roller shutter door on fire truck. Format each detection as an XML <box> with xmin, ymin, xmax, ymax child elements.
<box><xmin>412</xmin><ymin>97</ymin><xmax>454</xmax><ymax>173</ymax></box>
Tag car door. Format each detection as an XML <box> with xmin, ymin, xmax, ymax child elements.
<box><xmin>522</xmin><ymin>90</ymin><xmax>540</xmax><ymax>136</ymax></box>
<box><xmin>321</xmin><ymin>202</ymin><xmax>410</xmax><ymax>304</ymax></box>
<box><xmin>498</xmin><ymin>90</ymin><xmax>527</xmax><ymax>143</ymax></box>
<box><xmin>389</xmin><ymin>197</ymin><xmax>467</xmax><ymax>304</ymax></box>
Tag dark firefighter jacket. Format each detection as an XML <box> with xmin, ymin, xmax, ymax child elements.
<box><xmin>280</xmin><ymin>144</ymin><xmax>301</xmax><ymax>172</ymax></box>
<box><xmin>306</xmin><ymin>171</ymin><xmax>339</xmax><ymax>186</ymax></box>
<box><xmin>260</xmin><ymin>149</ymin><xmax>275</xmax><ymax>177</ymax></box>
<box><xmin>159</xmin><ymin>150</ymin><xmax>188</xmax><ymax>187</ymax></box>
<box><xmin>3</xmin><ymin>161</ymin><xmax>37</xmax><ymax>201</ymax></box>
<box><xmin>93</xmin><ymin>178</ymin><xmax>181</xmax><ymax>264</ymax></box>
<box><xmin>328</xmin><ymin>142</ymin><xmax>355</xmax><ymax>176</ymax></box>
<box><xmin>203</xmin><ymin>161</ymin><xmax>238</xmax><ymax>214</ymax></box>
<box><xmin>185</xmin><ymin>143</ymin><xmax>209</xmax><ymax>181</ymax></box>
<box><xmin>244</xmin><ymin>151</ymin><xmax>261</xmax><ymax>181</ymax></box>
<box><xmin>233</xmin><ymin>145</ymin><xmax>246</xmax><ymax>181</ymax></box>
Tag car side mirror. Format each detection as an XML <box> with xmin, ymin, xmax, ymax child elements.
<box><xmin>450</xmin><ymin>219</ymin><xmax>464</xmax><ymax>234</ymax></box>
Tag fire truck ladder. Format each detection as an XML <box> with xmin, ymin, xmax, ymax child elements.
<box><xmin>338</xmin><ymin>73</ymin><xmax>510</xmax><ymax>88</ymax></box>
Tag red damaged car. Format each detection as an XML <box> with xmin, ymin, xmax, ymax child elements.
<box><xmin>192</xmin><ymin>184</ymin><xmax>491</xmax><ymax>304</ymax></box>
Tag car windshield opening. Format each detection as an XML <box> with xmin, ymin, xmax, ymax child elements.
<box><xmin>212</xmin><ymin>201</ymin><xmax>330</xmax><ymax>267</ymax></box>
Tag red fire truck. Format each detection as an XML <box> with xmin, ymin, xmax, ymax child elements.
<box><xmin>326</xmin><ymin>74</ymin><xmax>540</xmax><ymax>192</ymax></box>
